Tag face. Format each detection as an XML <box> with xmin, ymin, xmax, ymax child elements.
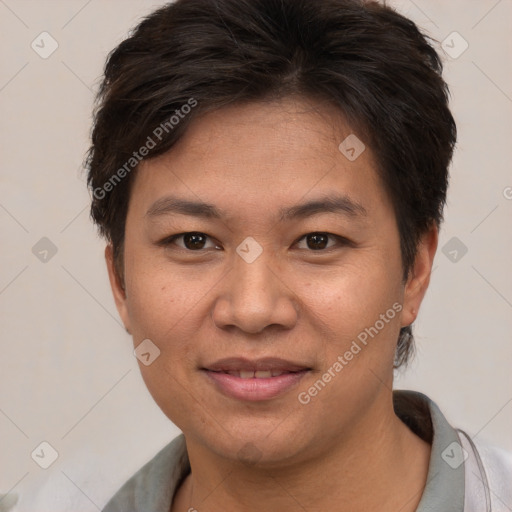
<box><xmin>106</xmin><ymin>96</ymin><xmax>436</xmax><ymax>467</ymax></box>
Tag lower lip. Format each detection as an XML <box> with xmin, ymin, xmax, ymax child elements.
<box><xmin>203</xmin><ymin>370</ymin><xmax>309</xmax><ymax>401</ymax></box>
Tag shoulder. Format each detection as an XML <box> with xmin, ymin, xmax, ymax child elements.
<box><xmin>102</xmin><ymin>434</ymin><xmax>189</xmax><ymax>512</ymax></box>
<box><xmin>457</xmin><ymin>430</ymin><xmax>512</xmax><ymax>511</ymax></box>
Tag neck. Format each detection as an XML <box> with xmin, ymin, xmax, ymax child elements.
<box><xmin>172</xmin><ymin>395</ymin><xmax>431</xmax><ymax>512</ymax></box>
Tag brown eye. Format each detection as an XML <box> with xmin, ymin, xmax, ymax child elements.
<box><xmin>306</xmin><ymin>233</ymin><xmax>329</xmax><ymax>250</ymax></box>
<box><xmin>162</xmin><ymin>232</ymin><xmax>221</xmax><ymax>251</ymax></box>
<box><xmin>182</xmin><ymin>232</ymin><xmax>208</xmax><ymax>250</ymax></box>
<box><xmin>295</xmin><ymin>232</ymin><xmax>349</xmax><ymax>251</ymax></box>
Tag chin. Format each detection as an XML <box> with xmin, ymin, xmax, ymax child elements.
<box><xmin>196</xmin><ymin>419</ymin><xmax>313</xmax><ymax>468</ymax></box>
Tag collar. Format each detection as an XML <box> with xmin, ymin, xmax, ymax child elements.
<box><xmin>393</xmin><ymin>390</ymin><xmax>465</xmax><ymax>511</ymax></box>
<box><xmin>102</xmin><ymin>390</ymin><xmax>465</xmax><ymax>511</ymax></box>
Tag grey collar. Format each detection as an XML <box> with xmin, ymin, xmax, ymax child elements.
<box><xmin>102</xmin><ymin>390</ymin><xmax>465</xmax><ymax>511</ymax></box>
<box><xmin>394</xmin><ymin>390</ymin><xmax>465</xmax><ymax>512</ymax></box>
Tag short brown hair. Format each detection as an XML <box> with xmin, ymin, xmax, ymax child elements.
<box><xmin>86</xmin><ymin>0</ymin><xmax>456</xmax><ymax>368</ymax></box>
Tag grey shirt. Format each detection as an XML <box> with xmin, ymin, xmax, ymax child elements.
<box><xmin>102</xmin><ymin>389</ymin><xmax>464</xmax><ymax>512</ymax></box>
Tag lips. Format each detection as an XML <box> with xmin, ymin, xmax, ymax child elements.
<box><xmin>202</xmin><ymin>357</ymin><xmax>311</xmax><ymax>401</ymax></box>
<box><xmin>203</xmin><ymin>356</ymin><xmax>311</xmax><ymax>374</ymax></box>
<box><xmin>222</xmin><ymin>369</ymin><xmax>288</xmax><ymax>378</ymax></box>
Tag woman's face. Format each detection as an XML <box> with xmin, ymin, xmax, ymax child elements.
<box><xmin>106</xmin><ymin>96</ymin><xmax>433</xmax><ymax>467</ymax></box>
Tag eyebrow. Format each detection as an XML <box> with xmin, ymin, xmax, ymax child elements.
<box><xmin>145</xmin><ymin>194</ymin><xmax>368</xmax><ymax>222</ymax></box>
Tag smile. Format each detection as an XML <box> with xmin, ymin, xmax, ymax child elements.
<box><xmin>215</xmin><ymin>369</ymin><xmax>294</xmax><ymax>378</ymax></box>
<box><xmin>201</xmin><ymin>358</ymin><xmax>311</xmax><ymax>401</ymax></box>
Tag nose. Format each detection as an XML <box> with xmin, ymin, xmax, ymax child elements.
<box><xmin>211</xmin><ymin>249</ymin><xmax>299</xmax><ymax>335</ymax></box>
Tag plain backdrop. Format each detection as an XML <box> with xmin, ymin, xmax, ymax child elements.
<box><xmin>1</xmin><ymin>0</ymin><xmax>511</xmax><ymax>510</ymax></box>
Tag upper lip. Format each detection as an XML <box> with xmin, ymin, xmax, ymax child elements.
<box><xmin>203</xmin><ymin>357</ymin><xmax>311</xmax><ymax>373</ymax></box>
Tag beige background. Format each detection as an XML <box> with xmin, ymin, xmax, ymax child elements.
<box><xmin>1</xmin><ymin>0</ymin><xmax>511</xmax><ymax>510</ymax></box>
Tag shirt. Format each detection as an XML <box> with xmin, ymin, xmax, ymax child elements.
<box><xmin>101</xmin><ymin>389</ymin><xmax>510</xmax><ymax>511</ymax></box>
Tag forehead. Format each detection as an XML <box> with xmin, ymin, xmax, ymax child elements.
<box><xmin>152</xmin><ymin>96</ymin><xmax>367</xmax><ymax>167</ymax></box>
<box><xmin>130</xmin><ymin>96</ymin><xmax>390</xmax><ymax>224</ymax></box>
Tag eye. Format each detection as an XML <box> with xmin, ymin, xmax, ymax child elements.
<box><xmin>159</xmin><ymin>231</ymin><xmax>351</xmax><ymax>253</ymax></box>
<box><xmin>295</xmin><ymin>232</ymin><xmax>350</xmax><ymax>251</ymax></box>
<box><xmin>161</xmin><ymin>232</ymin><xmax>222</xmax><ymax>251</ymax></box>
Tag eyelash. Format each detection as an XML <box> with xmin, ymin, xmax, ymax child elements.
<box><xmin>158</xmin><ymin>232</ymin><xmax>353</xmax><ymax>253</ymax></box>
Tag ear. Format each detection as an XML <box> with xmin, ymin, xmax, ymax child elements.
<box><xmin>401</xmin><ymin>224</ymin><xmax>438</xmax><ymax>327</ymax></box>
<box><xmin>105</xmin><ymin>244</ymin><xmax>132</xmax><ymax>334</ymax></box>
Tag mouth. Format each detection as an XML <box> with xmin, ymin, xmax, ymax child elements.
<box><xmin>209</xmin><ymin>369</ymin><xmax>300</xmax><ymax>378</ymax></box>
<box><xmin>201</xmin><ymin>357</ymin><xmax>312</xmax><ymax>401</ymax></box>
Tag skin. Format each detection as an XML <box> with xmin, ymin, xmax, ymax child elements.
<box><xmin>105</xmin><ymin>96</ymin><xmax>437</xmax><ymax>512</ymax></box>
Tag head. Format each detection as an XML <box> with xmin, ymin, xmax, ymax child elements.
<box><xmin>86</xmin><ymin>0</ymin><xmax>455</xmax><ymax>465</ymax></box>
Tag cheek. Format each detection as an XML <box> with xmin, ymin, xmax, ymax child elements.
<box><xmin>123</xmin><ymin>254</ymin><xmax>223</xmax><ymax>360</ymax></box>
<box><xmin>125</xmin><ymin>254</ymin><xmax>402</xmax><ymax>340</ymax></box>
<box><xmin>123</xmin><ymin>266</ymin><xmax>202</xmax><ymax>421</ymax></box>
<box><xmin>126</xmin><ymin>283</ymin><xmax>195</xmax><ymax>347</ymax></box>
<box><xmin>304</xmin><ymin>261</ymin><xmax>403</xmax><ymax>372</ymax></box>
<box><xmin>306</xmin><ymin>257</ymin><xmax>402</xmax><ymax>321</ymax></box>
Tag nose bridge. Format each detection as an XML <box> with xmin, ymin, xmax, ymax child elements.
<box><xmin>212</xmin><ymin>241</ymin><xmax>298</xmax><ymax>334</ymax></box>
<box><xmin>235</xmin><ymin>247</ymin><xmax>276</xmax><ymax>302</ymax></box>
